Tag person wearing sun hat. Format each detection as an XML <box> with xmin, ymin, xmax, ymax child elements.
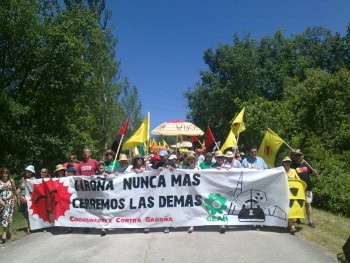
<box><xmin>282</xmin><ymin>156</ymin><xmax>299</xmax><ymax>180</ymax></box>
<box><xmin>131</xmin><ymin>155</ymin><xmax>147</xmax><ymax>173</ymax></box>
<box><xmin>116</xmin><ymin>154</ymin><xmax>132</xmax><ymax>173</ymax></box>
<box><xmin>290</xmin><ymin>149</ymin><xmax>317</xmax><ymax>228</ymax></box>
<box><xmin>16</xmin><ymin>165</ymin><xmax>36</xmax><ymax>235</ymax></box>
<box><xmin>183</xmin><ymin>154</ymin><xmax>200</xmax><ymax>170</ymax></box>
<box><xmin>211</xmin><ymin>151</ymin><xmax>231</xmax><ymax>169</ymax></box>
<box><xmin>210</xmin><ymin>151</ymin><xmax>231</xmax><ymax>233</ymax></box>
<box><xmin>53</xmin><ymin>164</ymin><xmax>66</xmax><ymax>177</ymax></box>
<box><xmin>104</xmin><ymin>150</ymin><xmax>119</xmax><ymax>175</ymax></box>
<box><xmin>282</xmin><ymin>156</ymin><xmax>303</xmax><ymax>234</ymax></box>
<box><xmin>224</xmin><ymin>151</ymin><xmax>242</xmax><ymax>168</ymax></box>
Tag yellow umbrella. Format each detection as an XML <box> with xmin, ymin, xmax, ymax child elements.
<box><xmin>151</xmin><ymin>120</ymin><xmax>204</xmax><ymax>136</ymax></box>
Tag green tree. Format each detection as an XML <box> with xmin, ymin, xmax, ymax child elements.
<box><xmin>0</xmin><ymin>0</ymin><xmax>142</xmax><ymax>172</ymax></box>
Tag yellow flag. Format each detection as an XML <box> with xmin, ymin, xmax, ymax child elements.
<box><xmin>220</xmin><ymin>129</ymin><xmax>237</xmax><ymax>152</ymax></box>
<box><xmin>162</xmin><ymin>139</ymin><xmax>168</xmax><ymax>148</ymax></box>
<box><xmin>149</xmin><ymin>138</ymin><xmax>154</xmax><ymax>149</ymax></box>
<box><xmin>258</xmin><ymin>128</ymin><xmax>285</xmax><ymax>168</ymax></box>
<box><xmin>231</xmin><ymin>107</ymin><xmax>246</xmax><ymax>136</ymax></box>
<box><xmin>122</xmin><ymin>112</ymin><xmax>150</xmax><ymax>151</ymax></box>
<box><xmin>149</xmin><ymin>138</ymin><xmax>157</xmax><ymax>149</ymax></box>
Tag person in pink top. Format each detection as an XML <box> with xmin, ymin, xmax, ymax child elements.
<box><xmin>78</xmin><ymin>147</ymin><xmax>98</xmax><ymax>176</ymax></box>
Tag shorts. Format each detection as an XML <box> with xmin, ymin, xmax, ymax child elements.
<box><xmin>305</xmin><ymin>191</ymin><xmax>313</xmax><ymax>204</ymax></box>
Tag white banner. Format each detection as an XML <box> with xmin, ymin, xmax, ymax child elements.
<box><xmin>26</xmin><ymin>167</ymin><xmax>289</xmax><ymax>230</ymax></box>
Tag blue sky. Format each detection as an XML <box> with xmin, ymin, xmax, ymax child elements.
<box><xmin>106</xmin><ymin>0</ymin><xmax>350</xmax><ymax>130</ymax></box>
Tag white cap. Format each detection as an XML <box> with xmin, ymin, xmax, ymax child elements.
<box><xmin>25</xmin><ymin>165</ymin><xmax>35</xmax><ymax>173</ymax></box>
<box><xmin>168</xmin><ymin>154</ymin><xmax>177</xmax><ymax>160</ymax></box>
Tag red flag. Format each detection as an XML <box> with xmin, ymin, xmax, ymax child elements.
<box><xmin>118</xmin><ymin>117</ymin><xmax>130</xmax><ymax>135</ymax></box>
<box><xmin>205</xmin><ymin>126</ymin><xmax>216</xmax><ymax>152</ymax></box>
<box><xmin>191</xmin><ymin>136</ymin><xmax>202</xmax><ymax>150</ymax></box>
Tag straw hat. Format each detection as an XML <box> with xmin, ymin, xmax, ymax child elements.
<box><xmin>185</xmin><ymin>154</ymin><xmax>198</xmax><ymax>162</ymax></box>
<box><xmin>214</xmin><ymin>151</ymin><xmax>225</xmax><ymax>157</ymax></box>
<box><xmin>118</xmin><ymin>154</ymin><xmax>129</xmax><ymax>162</ymax></box>
<box><xmin>105</xmin><ymin>150</ymin><xmax>115</xmax><ymax>157</ymax></box>
<box><xmin>54</xmin><ymin>164</ymin><xmax>66</xmax><ymax>173</ymax></box>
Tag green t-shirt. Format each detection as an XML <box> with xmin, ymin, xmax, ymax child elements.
<box><xmin>105</xmin><ymin>161</ymin><xmax>120</xmax><ymax>173</ymax></box>
<box><xmin>199</xmin><ymin>161</ymin><xmax>215</xmax><ymax>169</ymax></box>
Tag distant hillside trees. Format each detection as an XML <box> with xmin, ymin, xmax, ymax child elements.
<box><xmin>0</xmin><ymin>0</ymin><xmax>142</xmax><ymax>172</ymax></box>
<box><xmin>185</xmin><ymin>25</ymin><xmax>350</xmax><ymax>216</ymax></box>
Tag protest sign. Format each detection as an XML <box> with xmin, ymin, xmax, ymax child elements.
<box><xmin>26</xmin><ymin>167</ymin><xmax>289</xmax><ymax>230</ymax></box>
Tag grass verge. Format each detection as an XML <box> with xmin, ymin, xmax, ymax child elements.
<box><xmin>5</xmin><ymin>208</ymin><xmax>28</xmax><ymax>242</ymax></box>
<box><xmin>296</xmin><ymin>207</ymin><xmax>350</xmax><ymax>257</ymax></box>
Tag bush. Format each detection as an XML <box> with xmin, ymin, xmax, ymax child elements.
<box><xmin>311</xmin><ymin>157</ymin><xmax>350</xmax><ymax>217</ymax></box>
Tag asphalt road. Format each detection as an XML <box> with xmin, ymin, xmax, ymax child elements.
<box><xmin>0</xmin><ymin>226</ymin><xmax>335</xmax><ymax>263</ymax></box>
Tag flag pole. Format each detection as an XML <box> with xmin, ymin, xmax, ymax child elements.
<box><xmin>233</xmin><ymin>123</ymin><xmax>241</xmax><ymax>157</ymax></box>
<box><xmin>214</xmin><ymin>141</ymin><xmax>220</xmax><ymax>151</ymax></box>
<box><xmin>176</xmin><ymin>135</ymin><xmax>178</xmax><ymax>155</ymax></box>
<box><xmin>111</xmin><ymin>116</ymin><xmax>130</xmax><ymax>172</ymax></box>
<box><xmin>145</xmin><ymin>112</ymin><xmax>150</xmax><ymax>169</ymax></box>
<box><xmin>111</xmin><ymin>134</ymin><xmax>125</xmax><ymax>172</ymax></box>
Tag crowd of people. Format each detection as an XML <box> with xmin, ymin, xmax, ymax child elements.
<box><xmin>0</xmin><ymin>146</ymin><xmax>317</xmax><ymax>241</ymax></box>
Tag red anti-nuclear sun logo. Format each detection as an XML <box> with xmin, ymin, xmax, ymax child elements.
<box><xmin>264</xmin><ymin>145</ymin><xmax>271</xmax><ymax>156</ymax></box>
<box><xmin>29</xmin><ymin>179</ymin><xmax>72</xmax><ymax>222</ymax></box>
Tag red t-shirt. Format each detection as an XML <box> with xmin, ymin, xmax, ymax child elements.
<box><xmin>78</xmin><ymin>158</ymin><xmax>98</xmax><ymax>176</ymax></box>
<box><xmin>63</xmin><ymin>162</ymin><xmax>80</xmax><ymax>170</ymax></box>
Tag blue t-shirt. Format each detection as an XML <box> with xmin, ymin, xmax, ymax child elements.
<box><xmin>242</xmin><ymin>156</ymin><xmax>268</xmax><ymax>170</ymax></box>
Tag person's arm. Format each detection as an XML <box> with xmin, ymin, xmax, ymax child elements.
<box><xmin>16</xmin><ymin>177</ymin><xmax>24</xmax><ymax>205</ymax></box>
<box><xmin>11</xmin><ymin>179</ymin><xmax>18</xmax><ymax>202</ymax></box>
<box><xmin>16</xmin><ymin>178</ymin><xmax>23</xmax><ymax>195</ymax></box>
<box><xmin>0</xmin><ymin>184</ymin><xmax>5</xmax><ymax>206</ymax></box>
<box><xmin>241</xmin><ymin>159</ymin><xmax>248</xmax><ymax>168</ymax></box>
<box><xmin>234</xmin><ymin>160</ymin><xmax>242</xmax><ymax>168</ymax></box>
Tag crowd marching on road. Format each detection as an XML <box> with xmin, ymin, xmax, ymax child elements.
<box><xmin>0</xmin><ymin>146</ymin><xmax>317</xmax><ymax>241</ymax></box>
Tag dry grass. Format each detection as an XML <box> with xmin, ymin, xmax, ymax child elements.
<box><xmin>296</xmin><ymin>208</ymin><xmax>350</xmax><ymax>257</ymax></box>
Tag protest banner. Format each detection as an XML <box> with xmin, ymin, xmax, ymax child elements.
<box><xmin>26</xmin><ymin>167</ymin><xmax>289</xmax><ymax>230</ymax></box>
